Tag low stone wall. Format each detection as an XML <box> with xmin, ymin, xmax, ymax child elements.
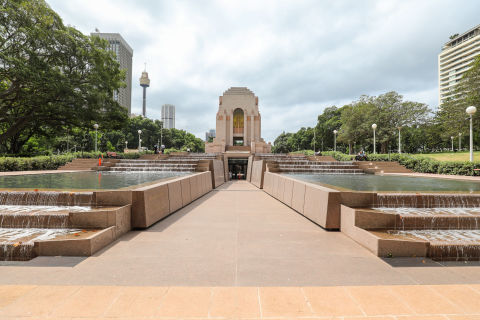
<box><xmin>212</xmin><ymin>159</ymin><xmax>225</xmax><ymax>188</ymax></box>
<box><xmin>340</xmin><ymin>205</ymin><xmax>429</xmax><ymax>258</ymax></box>
<box><xmin>262</xmin><ymin>172</ymin><xmax>374</xmax><ymax>229</ymax></box>
<box><xmin>251</xmin><ymin>160</ymin><xmax>266</xmax><ymax>189</ymax></box>
<box><xmin>246</xmin><ymin>155</ymin><xmax>253</xmax><ymax>182</ymax></box>
<box><xmin>95</xmin><ymin>172</ymin><xmax>213</xmax><ymax>228</ymax></box>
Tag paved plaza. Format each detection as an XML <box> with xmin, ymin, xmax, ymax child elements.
<box><xmin>1</xmin><ymin>181</ymin><xmax>480</xmax><ymax>318</ymax></box>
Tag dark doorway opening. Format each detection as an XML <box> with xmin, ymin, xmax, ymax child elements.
<box><xmin>228</xmin><ymin>158</ymin><xmax>248</xmax><ymax>180</ymax></box>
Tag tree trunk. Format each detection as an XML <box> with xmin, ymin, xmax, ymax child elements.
<box><xmin>381</xmin><ymin>142</ymin><xmax>387</xmax><ymax>154</ymax></box>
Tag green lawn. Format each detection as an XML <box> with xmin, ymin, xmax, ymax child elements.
<box><xmin>413</xmin><ymin>151</ymin><xmax>480</xmax><ymax>162</ymax></box>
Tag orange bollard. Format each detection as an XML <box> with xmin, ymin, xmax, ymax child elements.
<box><xmin>98</xmin><ymin>157</ymin><xmax>102</xmax><ymax>166</ymax></box>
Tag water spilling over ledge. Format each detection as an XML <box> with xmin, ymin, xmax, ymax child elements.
<box><xmin>375</xmin><ymin>207</ymin><xmax>480</xmax><ymax>216</ymax></box>
<box><xmin>383</xmin><ymin>229</ymin><xmax>480</xmax><ymax>243</ymax></box>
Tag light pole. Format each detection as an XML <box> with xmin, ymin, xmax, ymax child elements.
<box><xmin>372</xmin><ymin>124</ymin><xmax>377</xmax><ymax>154</ymax></box>
<box><xmin>125</xmin><ymin>140</ymin><xmax>128</xmax><ymax>151</ymax></box>
<box><xmin>466</xmin><ymin>106</ymin><xmax>477</xmax><ymax>162</ymax></box>
<box><xmin>451</xmin><ymin>136</ymin><xmax>454</xmax><ymax>152</ymax></box>
<box><xmin>459</xmin><ymin>132</ymin><xmax>462</xmax><ymax>151</ymax></box>
<box><xmin>333</xmin><ymin>129</ymin><xmax>338</xmax><ymax>152</ymax></box>
<box><xmin>93</xmin><ymin>123</ymin><xmax>99</xmax><ymax>153</ymax></box>
<box><xmin>138</xmin><ymin>129</ymin><xmax>142</xmax><ymax>151</ymax></box>
<box><xmin>397</xmin><ymin>126</ymin><xmax>402</xmax><ymax>154</ymax></box>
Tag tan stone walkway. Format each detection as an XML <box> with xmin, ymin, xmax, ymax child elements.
<box><xmin>1</xmin><ymin>181</ymin><xmax>480</xmax><ymax>319</ymax></box>
<box><xmin>0</xmin><ymin>284</ymin><xmax>480</xmax><ymax>319</ymax></box>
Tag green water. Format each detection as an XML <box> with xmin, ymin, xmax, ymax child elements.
<box><xmin>285</xmin><ymin>174</ymin><xmax>480</xmax><ymax>192</ymax></box>
<box><xmin>0</xmin><ymin>171</ymin><xmax>188</xmax><ymax>190</ymax></box>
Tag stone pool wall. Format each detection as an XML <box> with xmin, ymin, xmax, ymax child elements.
<box><xmin>262</xmin><ymin>172</ymin><xmax>374</xmax><ymax>229</ymax></box>
<box><xmin>251</xmin><ymin>160</ymin><xmax>266</xmax><ymax>189</ymax></box>
<box><xmin>94</xmin><ymin>172</ymin><xmax>213</xmax><ymax>228</ymax></box>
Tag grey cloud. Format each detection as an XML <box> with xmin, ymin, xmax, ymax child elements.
<box><xmin>47</xmin><ymin>0</ymin><xmax>480</xmax><ymax>142</ymax></box>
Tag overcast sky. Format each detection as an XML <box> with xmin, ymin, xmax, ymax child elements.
<box><xmin>47</xmin><ymin>0</ymin><xmax>479</xmax><ymax>142</ymax></box>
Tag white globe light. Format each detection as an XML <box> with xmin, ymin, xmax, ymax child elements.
<box><xmin>372</xmin><ymin>123</ymin><xmax>377</xmax><ymax>130</ymax></box>
<box><xmin>333</xmin><ymin>130</ymin><xmax>338</xmax><ymax>134</ymax></box>
<box><xmin>138</xmin><ymin>130</ymin><xmax>142</xmax><ymax>134</ymax></box>
<box><xmin>466</xmin><ymin>106</ymin><xmax>477</xmax><ymax>115</ymax></box>
<box><xmin>459</xmin><ymin>133</ymin><xmax>462</xmax><ymax>136</ymax></box>
<box><xmin>93</xmin><ymin>123</ymin><xmax>99</xmax><ymax>129</ymax></box>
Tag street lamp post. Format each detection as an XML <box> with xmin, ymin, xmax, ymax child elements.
<box><xmin>451</xmin><ymin>136</ymin><xmax>454</xmax><ymax>152</ymax></box>
<box><xmin>397</xmin><ymin>126</ymin><xmax>402</xmax><ymax>154</ymax></box>
<box><xmin>466</xmin><ymin>106</ymin><xmax>477</xmax><ymax>162</ymax></box>
<box><xmin>333</xmin><ymin>130</ymin><xmax>338</xmax><ymax>152</ymax></box>
<box><xmin>125</xmin><ymin>141</ymin><xmax>128</xmax><ymax>151</ymax></box>
<box><xmin>138</xmin><ymin>129</ymin><xmax>142</xmax><ymax>151</ymax></box>
<box><xmin>459</xmin><ymin>133</ymin><xmax>462</xmax><ymax>151</ymax></box>
<box><xmin>93</xmin><ymin>124</ymin><xmax>99</xmax><ymax>153</ymax></box>
<box><xmin>372</xmin><ymin>124</ymin><xmax>377</xmax><ymax>154</ymax></box>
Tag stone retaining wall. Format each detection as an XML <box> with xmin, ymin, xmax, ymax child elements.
<box><xmin>95</xmin><ymin>172</ymin><xmax>213</xmax><ymax>228</ymax></box>
<box><xmin>262</xmin><ymin>172</ymin><xmax>374</xmax><ymax>229</ymax></box>
<box><xmin>251</xmin><ymin>160</ymin><xmax>266</xmax><ymax>189</ymax></box>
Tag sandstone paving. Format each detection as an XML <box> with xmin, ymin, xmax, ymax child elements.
<box><xmin>0</xmin><ymin>181</ymin><xmax>480</xmax><ymax>318</ymax></box>
<box><xmin>0</xmin><ymin>285</ymin><xmax>478</xmax><ymax>319</ymax></box>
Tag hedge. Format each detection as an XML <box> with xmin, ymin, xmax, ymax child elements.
<box><xmin>322</xmin><ymin>151</ymin><xmax>480</xmax><ymax>176</ymax></box>
<box><xmin>0</xmin><ymin>152</ymin><xmax>143</xmax><ymax>172</ymax></box>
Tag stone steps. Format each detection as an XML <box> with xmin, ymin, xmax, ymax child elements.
<box><xmin>58</xmin><ymin>159</ymin><xmax>98</xmax><ymax>171</ymax></box>
<box><xmin>109</xmin><ymin>167</ymin><xmax>194</xmax><ymax>172</ymax></box>
<box><xmin>0</xmin><ymin>204</ymin><xmax>131</xmax><ymax>261</ymax></box>
<box><xmin>278</xmin><ymin>168</ymin><xmax>364</xmax><ymax>174</ymax></box>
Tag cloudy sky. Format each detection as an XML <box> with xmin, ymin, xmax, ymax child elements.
<box><xmin>47</xmin><ymin>0</ymin><xmax>479</xmax><ymax>142</ymax></box>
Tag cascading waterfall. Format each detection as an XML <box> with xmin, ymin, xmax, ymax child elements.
<box><xmin>0</xmin><ymin>191</ymin><xmax>93</xmax><ymax>206</ymax></box>
<box><xmin>375</xmin><ymin>193</ymin><xmax>480</xmax><ymax>208</ymax></box>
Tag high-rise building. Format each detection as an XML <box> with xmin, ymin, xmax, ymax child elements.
<box><xmin>161</xmin><ymin>104</ymin><xmax>175</xmax><ymax>129</ymax></box>
<box><xmin>438</xmin><ymin>25</ymin><xmax>480</xmax><ymax>105</ymax></box>
<box><xmin>91</xmin><ymin>32</ymin><xmax>133</xmax><ymax>114</ymax></box>
<box><xmin>205</xmin><ymin>129</ymin><xmax>216</xmax><ymax>141</ymax></box>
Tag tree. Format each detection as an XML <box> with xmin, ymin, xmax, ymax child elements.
<box><xmin>338</xmin><ymin>97</ymin><xmax>373</xmax><ymax>154</ymax></box>
<box><xmin>0</xmin><ymin>0</ymin><xmax>127</xmax><ymax>153</ymax></box>
<box><xmin>272</xmin><ymin>132</ymin><xmax>292</xmax><ymax>153</ymax></box>
<box><xmin>315</xmin><ymin>106</ymin><xmax>342</xmax><ymax>151</ymax></box>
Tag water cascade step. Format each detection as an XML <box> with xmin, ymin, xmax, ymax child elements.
<box><xmin>255</xmin><ymin>154</ymin><xmax>364</xmax><ymax>174</ymax></box>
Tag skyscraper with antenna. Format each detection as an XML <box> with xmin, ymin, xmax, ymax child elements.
<box><xmin>139</xmin><ymin>63</ymin><xmax>150</xmax><ymax>117</ymax></box>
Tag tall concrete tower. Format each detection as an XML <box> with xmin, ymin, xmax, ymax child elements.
<box><xmin>139</xmin><ymin>64</ymin><xmax>150</xmax><ymax>117</ymax></box>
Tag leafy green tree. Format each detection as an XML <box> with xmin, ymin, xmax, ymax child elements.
<box><xmin>315</xmin><ymin>106</ymin><xmax>342</xmax><ymax>151</ymax></box>
<box><xmin>272</xmin><ymin>132</ymin><xmax>292</xmax><ymax>153</ymax></box>
<box><xmin>338</xmin><ymin>97</ymin><xmax>374</xmax><ymax>154</ymax></box>
<box><xmin>0</xmin><ymin>0</ymin><xmax>127</xmax><ymax>154</ymax></box>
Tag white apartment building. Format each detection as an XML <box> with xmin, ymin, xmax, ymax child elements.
<box><xmin>438</xmin><ymin>25</ymin><xmax>480</xmax><ymax>105</ymax></box>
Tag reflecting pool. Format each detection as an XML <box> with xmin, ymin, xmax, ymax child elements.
<box><xmin>284</xmin><ymin>173</ymin><xmax>480</xmax><ymax>192</ymax></box>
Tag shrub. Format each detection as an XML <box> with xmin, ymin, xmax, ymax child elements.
<box><xmin>0</xmin><ymin>151</ymin><xmax>145</xmax><ymax>172</ymax></box>
<box><xmin>323</xmin><ymin>151</ymin><xmax>480</xmax><ymax>176</ymax></box>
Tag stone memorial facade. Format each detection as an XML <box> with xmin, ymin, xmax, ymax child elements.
<box><xmin>205</xmin><ymin>87</ymin><xmax>271</xmax><ymax>153</ymax></box>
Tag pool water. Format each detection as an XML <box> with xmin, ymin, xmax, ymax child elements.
<box><xmin>285</xmin><ymin>173</ymin><xmax>480</xmax><ymax>192</ymax></box>
<box><xmin>0</xmin><ymin>171</ymin><xmax>188</xmax><ymax>190</ymax></box>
